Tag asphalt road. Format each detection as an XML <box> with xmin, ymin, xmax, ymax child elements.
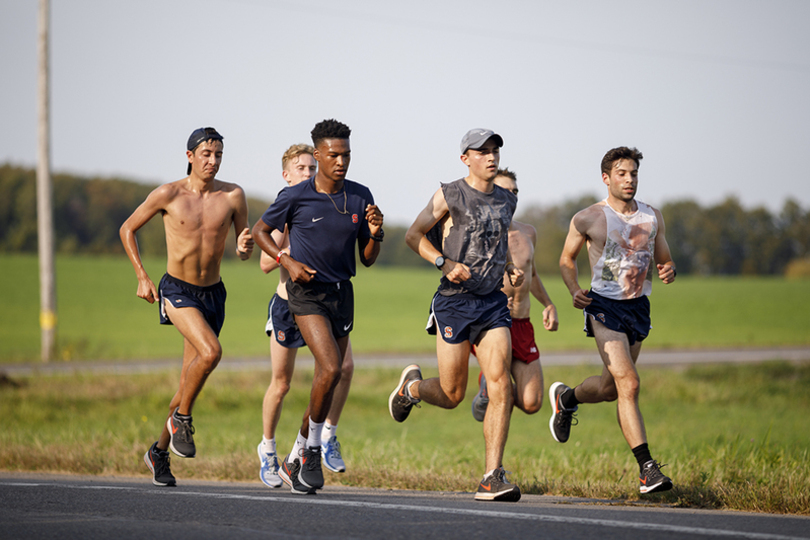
<box><xmin>1</xmin><ymin>473</ymin><xmax>809</xmax><ymax>540</ymax></box>
<box><xmin>3</xmin><ymin>346</ymin><xmax>810</xmax><ymax>377</ymax></box>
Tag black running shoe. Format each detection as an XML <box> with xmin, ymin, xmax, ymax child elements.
<box><xmin>167</xmin><ymin>408</ymin><xmax>196</xmax><ymax>458</ymax></box>
<box><xmin>639</xmin><ymin>460</ymin><xmax>673</xmax><ymax>494</ymax></box>
<box><xmin>474</xmin><ymin>467</ymin><xmax>521</xmax><ymax>502</ymax></box>
<box><xmin>279</xmin><ymin>453</ymin><xmax>316</xmax><ymax>495</ymax></box>
<box><xmin>548</xmin><ymin>381</ymin><xmax>578</xmax><ymax>443</ymax></box>
<box><xmin>388</xmin><ymin>364</ymin><xmax>422</xmax><ymax>422</ymax></box>
<box><xmin>298</xmin><ymin>446</ymin><xmax>324</xmax><ymax>490</ymax></box>
<box><xmin>471</xmin><ymin>372</ymin><xmax>488</xmax><ymax>422</ymax></box>
<box><xmin>144</xmin><ymin>442</ymin><xmax>176</xmax><ymax>487</ymax></box>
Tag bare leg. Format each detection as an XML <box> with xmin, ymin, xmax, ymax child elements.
<box><xmin>157</xmin><ymin>304</ymin><xmax>221</xmax><ymax>450</ymax></box>
<box><xmin>511</xmin><ymin>359</ymin><xmax>543</xmax><ymax>415</ymax></box>
<box><xmin>575</xmin><ymin>319</ymin><xmax>646</xmax><ymax>448</ymax></box>
<box><xmin>410</xmin><ymin>335</ymin><xmax>469</xmax><ymax>408</ymax></box>
<box><xmin>326</xmin><ymin>340</ymin><xmax>354</xmax><ymax>426</ymax></box>
<box><xmin>262</xmin><ymin>336</ymin><xmax>298</xmax><ymax>440</ymax></box>
<box><xmin>474</xmin><ymin>327</ymin><xmax>514</xmax><ymax>473</ymax></box>
<box><xmin>294</xmin><ymin>313</ymin><xmax>347</xmax><ymax>437</ymax></box>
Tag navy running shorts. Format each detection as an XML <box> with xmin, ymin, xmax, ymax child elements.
<box><xmin>286</xmin><ymin>279</ymin><xmax>354</xmax><ymax>338</ymax></box>
<box><xmin>265</xmin><ymin>293</ymin><xmax>306</xmax><ymax>348</ymax></box>
<box><xmin>583</xmin><ymin>290</ymin><xmax>651</xmax><ymax>346</ymax></box>
<box><xmin>426</xmin><ymin>288</ymin><xmax>511</xmax><ymax>345</ymax></box>
<box><xmin>159</xmin><ymin>273</ymin><xmax>227</xmax><ymax>337</ymax></box>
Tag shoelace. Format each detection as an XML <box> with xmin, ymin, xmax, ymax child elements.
<box><xmin>177</xmin><ymin>419</ymin><xmax>195</xmax><ymax>443</ymax></box>
<box><xmin>327</xmin><ymin>438</ymin><xmax>342</xmax><ymax>459</ymax></box>
<box><xmin>154</xmin><ymin>453</ymin><xmax>171</xmax><ymax>477</ymax></box>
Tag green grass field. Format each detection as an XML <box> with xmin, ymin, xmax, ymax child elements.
<box><xmin>1</xmin><ymin>362</ymin><xmax>808</xmax><ymax>514</ymax></box>
<box><xmin>1</xmin><ymin>254</ymin><xmax>809</xmax><ymax>362</ymax></box>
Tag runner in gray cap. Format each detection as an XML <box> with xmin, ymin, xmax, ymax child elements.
<box><xmin>389</xmin><ymin>128</ymin><xmax>523</xmax><ymax>502</ymax></box>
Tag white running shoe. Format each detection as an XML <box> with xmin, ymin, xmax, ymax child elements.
<box><xmin>258</xmin><ymin>442</ymin><xmax>282</xmax><ymax>488</ymax></box>
<box><xmin>322</xmin><ymin>435</ymin><xmax>346</xmax><ymax>473</ymax></box>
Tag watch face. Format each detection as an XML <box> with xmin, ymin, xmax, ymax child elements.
<box><xmin>435</xmin><ymin>256</ymin><xmax>445</xmax><ymax>268</ymax></box>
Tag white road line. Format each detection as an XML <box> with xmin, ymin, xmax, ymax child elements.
<box><xmin>4</xmin><ymin>482</ymin><xmax>807</xmax><ymax>540</ymax></box>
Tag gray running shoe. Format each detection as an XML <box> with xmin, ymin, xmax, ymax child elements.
<box><xmin>167</xmin><ymin>408</ymin><xmax>196</xmax><ymax>458</ymax></box>
<box><xmin>639</xmin><ymin>460</ymin><xmax>673</xmax><ymax>494</ymax></box>
<box><xmin>388</xmin><ymin>364</ymin><xmax>422</xmax><ymax>422</ymax></box>
<box><xmin>322</xmin><ymin>435</ymin><xmax>346</xmax><ymax>473</ymax></box>
<box><xmin>471</xmin><ymin>372</ymin><xmax>489</xmax><ymax>422</ymax></box>
<box><xmin>144</xmin><ymin>442</ymin><xmax>176</xmax><ymax>487</ymax></box>
<box><xmin>279</xmin><ymin>453</ymin><xmax>316</xmax><ymax>495</ymax></box>
<box><xmin>548</xmin><ymin>382</ymin><xmax>578</xmax><ymax>443</ymax></box>
<box><xmin>474</xmin><ymin>466</ymin><xmax>521</xmax><ymax>502</ymax></box>
<box><xmin>258</xmin><ymin>442</ymin><xmax>282</xmax><ymax>488</ymax></box>
<box><xmin>298</xmin><ymin>446</ymin><xmax>324</xmax><ymax>490</ymax></box>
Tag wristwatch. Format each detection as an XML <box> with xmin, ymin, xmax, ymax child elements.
<box><xmin>371</xmin><ymin>229</ymin><xmax>384</xmax><ymax>242</ymax></box>
<box><xmin>435</xmin><ymin>256</ymin><xmax>446</xmax><ymax>269</ymax></box>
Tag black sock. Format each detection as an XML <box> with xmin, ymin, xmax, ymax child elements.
<box><xmin>561</xmin><ymin>387</ymin><xmax>580</xmax><ymax>409</ymax></box>
<box><xmin>632</xmin><ymin>443</ymin><xmax>652</xmax><ymax>468</ymax></box>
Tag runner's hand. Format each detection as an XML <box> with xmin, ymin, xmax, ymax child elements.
<box><xmin>572</xmin><ymin>289</ymin><xmax>592</xmax><ymax>309</ymax></box>
<box><xmin>237</xmin><ymin>228</ymin><xmax>254</xmax><ymax>259</ymax></box>
<box><xmin>444</xmin><ymin>259</ymin><xmax>471</xmax><ymax>284</ymax></box>
<box><xmin>365</xmin><ymin>204</ymin><xmax>384</xmax><ymax>235</ymax></box>
<box><xmin>543</xmin><ymin>304</ymin><xmax>559</xmax><ymax>331</ymax></box>
<box><xmin>137</xmin><ymin>277</ymin><xmax>158</xmax><ymax>304</ymax></box>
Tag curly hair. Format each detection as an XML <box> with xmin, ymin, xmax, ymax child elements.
<box><xmin>601</xmin><ymin>147</ymin><xmax>643</xmax><ymax>175</ymax></box>
<box><xmin>310</xmin><ymin>119</ymin><xmax>352</xmax><ymax>147</ymax></box>
<box><xmin>281</xmin><ymin>143</ymin><xmax>315</xmax><ymax>171</ymax></box>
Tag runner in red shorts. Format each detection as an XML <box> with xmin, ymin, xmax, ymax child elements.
<box><xmin>471</xmin><ymin>168</ymin><xmax>558</xmax><ymax>422</ymax></box>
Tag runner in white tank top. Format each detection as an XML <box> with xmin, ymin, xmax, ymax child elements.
<box><xmin>591</xmin><ymin>199</ymin><xmax>658</xmax><ymax>300</ymax></box>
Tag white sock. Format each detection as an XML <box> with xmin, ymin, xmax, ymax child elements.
<box><xmin>406</xmin><ymin>380</ymin><xmax>419</xmax><ymax>399</ymax></box>
<box><xmin>288</xmin><ymin>432</ymin><xmax>307</xmax><ymax>463</ymax></box>
<box><xmin>307</xmin><ymin>417</ymin><xmax>324</xmax><ymax>449</ymax></box>
<box><xmin>322</xmin><ymin>422</ymin><xmax>337</xmax><ymax>441</ymax></box>
<box><xmin>260</xmin><ymin>437</ymin><xmax>276</xmax><ymax>455</ymax></box>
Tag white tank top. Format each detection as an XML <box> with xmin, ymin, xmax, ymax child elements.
<box><xmin>591</xmin><ymin>200</ymin><xmax>657</xmax><ymax>300</ymax></box>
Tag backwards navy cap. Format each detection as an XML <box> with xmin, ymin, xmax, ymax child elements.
<box><xmin>186</xmin><ymin>127</ymin><xmax>223</xmax><ymax>174</ymax></box>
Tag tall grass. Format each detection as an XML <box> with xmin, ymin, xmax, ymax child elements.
<box><xmin>1</xmin><ymin>254</ymin><xmax>809</xmax><ymax>362</ymax></box>
<box><xmin>1</xmin><ymin>362</ymin><xmax>808</xmax><ymax>515</ymax></box>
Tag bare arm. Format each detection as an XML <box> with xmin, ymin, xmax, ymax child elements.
<box><xmin>405</xmin><ymin>188</ymin><xmax>471</xmax><ymax>283</ymax></box>
<box><xmin>259</xmin><ymin>227</ymin><xmax>290</xmax><ymax>274</ymax></box>
<box><xmin>119</xmin><ymin>185</ymin><xmax>171</xmax><ymax>304</ymax></box>
<box><xmin>559</xmin><ymin>213</ymin><xmax>592</xmax><ymax>309</ymax></box>
<box><xmin>529</xmin><ymin>258</ymin><xmax>558</xmax><ymax>331</ymax></box>
<box><xmin>358</xmin><ymin>204</ymin><xmax>384</xmax><ymax>267</ymax></box>
<box><xmin>653</xmin><ymin>208</ymin><xmax>676</xmax><ymax>284</ymax></box>
<box><xmin>231</xmin><ymin>187</ymin><xmax>254</xmax><ymax>261</ymax></box>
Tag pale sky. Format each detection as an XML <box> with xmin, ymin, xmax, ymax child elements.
<box><xmin>2</xmin><ymin>0</ymin><xmax>808</xmax><ymax>225</ymax></box>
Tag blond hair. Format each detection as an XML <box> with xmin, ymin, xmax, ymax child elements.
<box><xmin>282</xmin><ymin>143</ymin><xmax>316</xmax><ymax>172</ymax></box>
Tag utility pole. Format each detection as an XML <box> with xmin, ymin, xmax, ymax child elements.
<box><xmin>37</xmin><ymin>0</ymin><xmax>56</xmax><ymax>362</ymax></box>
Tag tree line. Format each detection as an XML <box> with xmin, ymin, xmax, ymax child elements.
<box><xmin>2</xmin><ymin>164</ymin><xmax>809</xmax><ymax>276</ymax></box>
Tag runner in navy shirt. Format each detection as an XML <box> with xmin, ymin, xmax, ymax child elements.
<box><xmin>252</xmin><ymin>119</ymin><xmax>383</xmax><ymax>494</ymax></box>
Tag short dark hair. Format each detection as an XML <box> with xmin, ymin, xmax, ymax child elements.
<box><xmin>311</xmin><ymin>119</ymin><xmax>351</xmax><ymax>147</ymax></box>
<box><xmin>187</xmin><ymin>127</ymin><xmax>223</xmax><ymax>175</ymax></box>
<box><xmin>601</xmin><ymin>147</ymin><xmax>643</xmax><ymax>176</ymax></box>
<box><xmin>495</xmin><ymin>167</ymin><xmax>517</xmax><ymax>181</ymax></box>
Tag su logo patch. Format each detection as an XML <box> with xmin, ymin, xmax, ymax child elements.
<box><xmin>596</xmin><ymin>313</ymin><xmax>606</xmax><ymax>323</ymax></box>
<box><xmin>277</xmin><ymin>330</ymin><xmax>286</xmax><ymax>342</ymax></box>
<box><xmin>352</xmin><ymin>214</ymin><xmax>359</xmax><ymax>223</ymax></box>
<box><xmin>443</xmin><ymin>326</ymin><xmax>453</xmax><ymax>339</ymax></box>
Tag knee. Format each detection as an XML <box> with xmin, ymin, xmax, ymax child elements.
<box><xmin>270</xmin><ymin>377</ymin><xmax>291</xmax><ymax>397</ymax></box>
<box><xmin>198</xmin><ymin>343</ymin><xmax>222</xmax><ymax>371</ymax></box>
<box><xmin>520</xmin><ymin>395</ymin><xmax>543</xmax><ymax>415</ymax></box>
<box><xmin>340</xmin><ymin>358</ymin><xmax>354</xmax><ymax>382</ymax></box>
<box><xmin>614</xmin><ymin>373</ymin><xmax>640</xmax><ymax>399</ymax></box>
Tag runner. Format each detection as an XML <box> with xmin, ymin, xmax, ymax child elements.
<box><xmin>252</xmin><ymin>119</ymin><xmax>383</xmax><ymax>494</ymax></box>
<box><xmin>471</xmin><ymin>168</ymin><xmax>558</xmax><ymax>422</ymax></box>
<box><xmin>389</xmin><ymin>128</ymin><xmax>523</xmax><ymax>502</ymax></box>
<box><xmin>257</xmin><ymin>143</ymin><xmax>354</xmax><ymax>488</ymax></box>
<box><xmin>119</xmin><ymin>127</ymin><xmax>254</xmax><ymax>486</ymax></box>
<box><xmin>554</xmin><ymin>146</ymin><xmax>676</xmax><ymax>494</ymax></box>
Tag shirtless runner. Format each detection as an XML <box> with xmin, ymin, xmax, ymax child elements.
<box><xmin>119</xmin><ymin>127</ymin><xmax>254</xmax><ymax>487</ymax></box>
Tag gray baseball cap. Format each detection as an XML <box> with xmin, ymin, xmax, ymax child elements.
<box><xmin>460</xmin><ymin>128</ymin><xmax>503</xmax><ymax>154</ymax></box>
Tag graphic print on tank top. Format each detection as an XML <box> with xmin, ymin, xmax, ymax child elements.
<box><xmin>591</xmin><ymin>200</ymin><xmax>657</xmax><ymax>300</ymax></box>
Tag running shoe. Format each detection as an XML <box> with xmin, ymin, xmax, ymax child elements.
<box><xmin>548</xmin><ymin>381</ymin><xmax>578</xmax><ymax>443</ymax></box>
<box><xmin>322</xmin><ymin>435</ymin><xmax>346</xmax><ymax>473</ymax></box>
<box><xmin>471</xmin><ymin>372</ymin><xmax>489</xmax><ymax>422</ymax></box>
<box><xmin>639</xmin><ymin>459</ymin><xmax>673</xmax><ymax>494</ymax></box>
<box><xmin>257</xmin><ymin>442</ymin><xmax>282</xmax><ymax>488</ymax></box>
<box><xmin>144</xmin><ymin>441</ymin><xmax>176</xmax><ymax>487</ymax></box>
<box><xmin>279</xmin><ymin>453</ymin><xmax>316</xmax><ymax>495</ymax></box>
<box><xmin>167</xmin><ymin>408</ymin><xmax>196</xmax><ymax>458</ymax></box>
<box><xmin>298</xmin><ymin>446</ymin><xmax>324</xmax><ymax>490</ymax></box>
<box><xmin>474</xmin><ymin>466</ymin><xmax>521</xmax><ymax>502</ymax></box>
<box><xmin>388</xmin><ymin>364</ymin><xmax>422</xmax><ymax>422</ymax></box>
